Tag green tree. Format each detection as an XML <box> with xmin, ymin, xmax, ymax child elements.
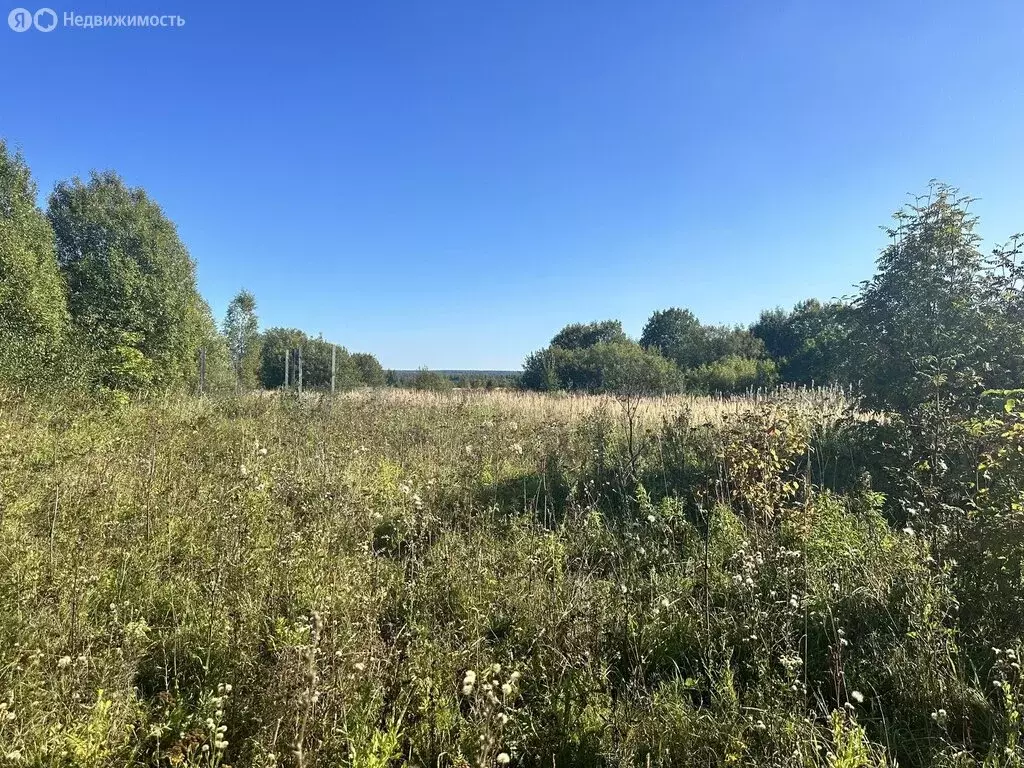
<box><xmin>640</xmin><ymin>307</ymin><xmax>706</xmax><ymax>368</ymax></box>
<box><xmin>48</xmin><ymin>171</ymin><xmax>206</xmax><ymax>393</ymax></box>
<box><xmin>850</xmin><ymin>183</ymin><xmax>995</xmax><ymax>411</ymax></box>
<box><xmin>640</xmin><ymin>309</ymin><xmax>765</xmax><ymax>371</ymax></box>
<box><xmin>352</xmin><ymin>352</ymin><xmax>385</xmax><ymax>386</ymax></box>
<box><xmin>522</xmin><ymin>341</ymin><xmax>680</xmax><ymax>394</ymax></box>
<box><xmin>411</xmin><ymin>368</ymin><xmax>454</xmax><ymax>392</ymax></box>
<box><xmin>701</xmin><ymin>324</ymin><xmax>765</xmax><ymax>361</ymax></box>
<box><xmin>984</xmin><ymin>234</ymin><xmax>1024</xmax><ymax>388</ymax></box>
<box><xmin>0</xmin><ymin>142</ymin><xmax>69</xmax><ymax>387</ymax></box>
<box><xmin>259</xmin><ymin>327</ymin><xmax>306</xmax><ymax>388</ymax></box>
<box><xmin>550</xmin><ymin>320</ymin><xmax>628</xmax><ymax>350</ymax></box>
<box><xmin>587</xmin><ymin>341</ymin><xmax>682</xmax><ymax>395</ymax></box>
<box><xmin>258</xmin><ymin>328</ymin><xmax>361</xmax><ymax>390</ymax></box>
<box><xmin>222</xmin><ymin>289</ymin><xmax>261</xmax><ymax>390</ymax></box>
<box><xmin>521</xmin><ymin>346</ymin><xmax>569</xmax><ymax>391</ymax></box>
<box><xmin>318</xmin><ymin>342</ymin><xmax>361</xmax><ymax>390</ymax></box>
<box><xmin>195</xmin><ymin>299</ymin><xmax>234</xmax><ymax>393</ymax></box>
<box><xmin>752</xmin><ymin>299</ymin><xmax>851</xmax><ymax>386</ymax></box>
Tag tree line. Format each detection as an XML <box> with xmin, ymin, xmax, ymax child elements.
<box><xmin>3</xmin><ymin>136</ymin><xmax>1022</xmax><ymax>411</ymax></box>
<box><xmin>522</xmin><ymin>184</ymin><xmax>1024</xmax><ymax>412</ymax></box>
<box><xmin>0</xmin><ymin>142</ymin><xmax>385</xmax><ymax>398</ymax></box>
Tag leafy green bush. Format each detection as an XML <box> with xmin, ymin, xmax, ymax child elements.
<box><xmin>523</xmin><ymin>341</ymin><xmax>681</xmax><ymax>394</ymax></box>
<box><xmin>686</xmin><ymin>355</ymin><xmax>778</xmax><ymax>394</ymax></box>
<box><xmin>411</xmin><ymin>367</ymin><xmax>455</xmax><ymax>391</ymax></box>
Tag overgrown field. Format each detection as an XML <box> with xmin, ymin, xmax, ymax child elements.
<box><xmin>1</xmin><ymin>388</ymin><xmax>1022</xmax><ymax>767</ymax></box>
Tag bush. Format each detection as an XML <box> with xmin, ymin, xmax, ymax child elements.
<box><xmin>686</xmin><ymin>355</ymin><xmax>778</xmax><ymax>394</ymax></box>
<box><xmin>352</xmin><ymin>352</ymin><xmax>385</xmax><ymax>386</ymax></box>
<box><xmin>411</xmin><ymin>368</ymin><xmax>454</xmax><ymax>391</ymax></box>
<box><xmin>522</xmin><ymin>341</ymin><xmax>681</xmax><ymax>395</ymax></box>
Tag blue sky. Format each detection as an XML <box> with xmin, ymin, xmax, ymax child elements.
<box><xmin>3</xmin><ymin>1</ymin><xmax>1023</xmax><ymax>369</ymax></box>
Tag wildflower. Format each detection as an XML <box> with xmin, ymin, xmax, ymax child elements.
<box><xmin>462</xmin><ymin>669</ymin><xmax>476</xmax><ymax>695</ymax></box>
<box><xmin>57</xmin><ymin>655</ymin><xmax>72</xmax><ymax>669</ymax></box>
<box><xmin>258</xmin><ymin>447</ymin><xmax>268</xmax><ymax>456</ymax></box>
<box><xmin>850</xmin><ymin>690</ymin><xmax>864</xmax><ymax>704</ymax></box>
<box><xmin>501</xmin><ymin>683</ymin><xmax>513</xmax><ymax>696</ymax></box>
<box><xmin>497</xmin><ymin>753</ymin><xmax>511</xmax><ymax>765</ymax></box>
<box><xmin>354</xmin><ymin>662</ymin><xmax>366</xmax><ymax>672</ymax></box>
<box><xmin>239</xmin><ymin>464</ymin><xmax>249</xmax><ymax>477</ymax></box>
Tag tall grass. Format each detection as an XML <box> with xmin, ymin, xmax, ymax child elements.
<box><xmin>0</xmin><ymin>388</ymin><xmax>1018</xmax><ymax>767</ymax></box>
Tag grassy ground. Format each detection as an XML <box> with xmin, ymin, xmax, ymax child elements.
<box><xmin>0</xmin><ymin>388</ymin><xmax>1020</xmax><ymax>767</ymax></box>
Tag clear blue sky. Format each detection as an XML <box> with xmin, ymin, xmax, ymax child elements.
<box><xmin>3</xmin><ymin>1</ymin><xmax>1023</xmax><ymax>369</ymax></box>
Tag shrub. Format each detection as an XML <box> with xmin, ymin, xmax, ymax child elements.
<box><xmin>686</xmin><ymin>355</ymin><xmax>778</xmax><ymax>394</ymax></box>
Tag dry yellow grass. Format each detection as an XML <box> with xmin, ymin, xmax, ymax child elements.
<box><xmin>315</xmin><ymin>384</ymin><xmax>868</xmax><ymax>429</ymax></box>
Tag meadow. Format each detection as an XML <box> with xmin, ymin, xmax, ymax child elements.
<box><xmin>1</xmin><ymin>386</ymin><xmax>1021</xmax><ymax>768</ymax></box>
